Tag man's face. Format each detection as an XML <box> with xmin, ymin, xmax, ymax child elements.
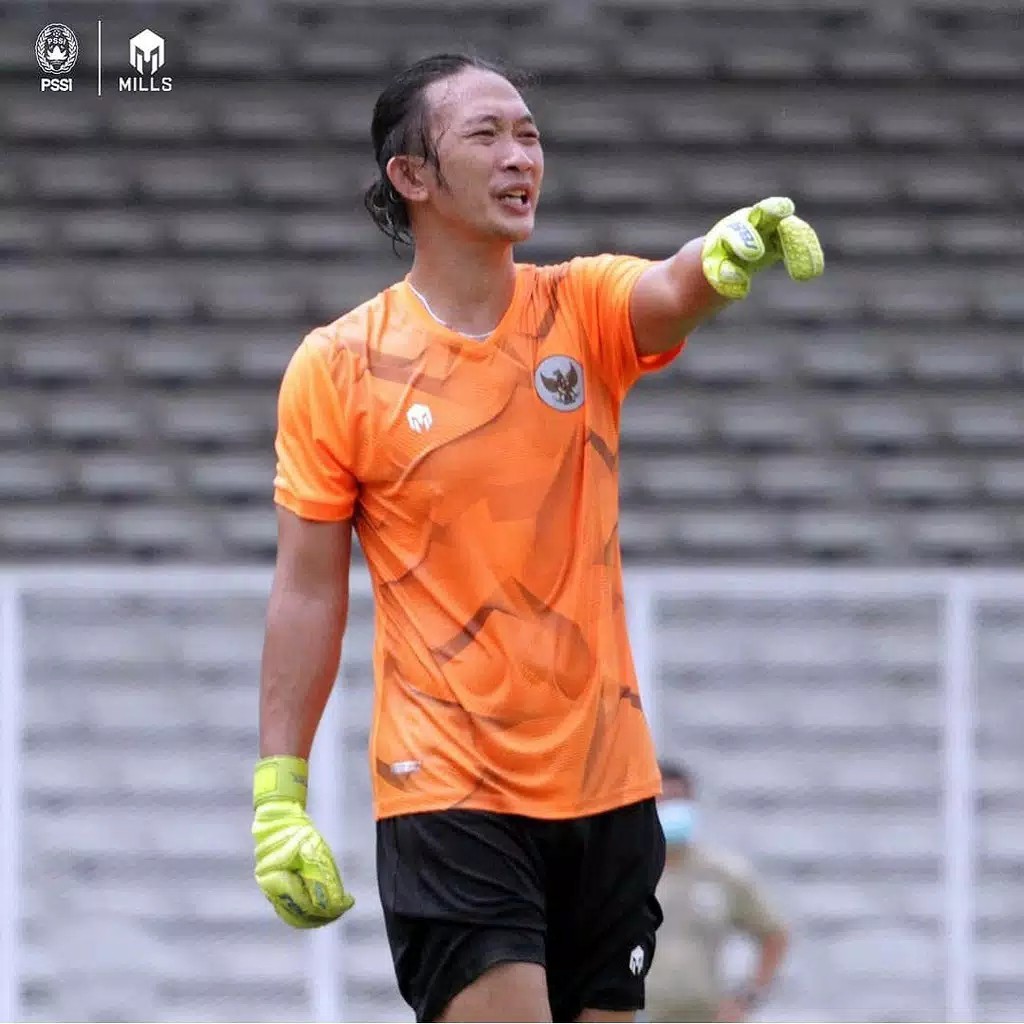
<box><xmin>419</xmin><ymin>68</ymin><xmax>544</xmax><ymax>244</ymax></box>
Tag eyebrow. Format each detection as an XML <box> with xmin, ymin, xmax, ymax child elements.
<box><xmin>466</xmin><ymin>113</ymin><xmax>537</xmax><ymax>128</ymax></box>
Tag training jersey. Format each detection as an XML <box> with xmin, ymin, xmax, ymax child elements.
<box><xmin>646</xmin><ymin>845</ymin><xmax>785</xmax><ymax>1022</ymax></box>
<box><xmin>273</xmin><ymin>255</ymin><xmax>683</xmax><ymax>820</ymax></box>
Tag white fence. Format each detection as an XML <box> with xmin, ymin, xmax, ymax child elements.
<box><xmin>0</xmin><ymin>567</ymin><xmax>1022</xmax><ymax>1022</ymax></box>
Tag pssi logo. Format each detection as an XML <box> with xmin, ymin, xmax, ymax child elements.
<box><xmin>36</xmin><ymin>23</ymin><xmax>78</xmax><ymax>92</ymax></box>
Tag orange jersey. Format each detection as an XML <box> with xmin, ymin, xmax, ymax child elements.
<box><xmin>274</xmin><ymin>255</ymin><xmax>683</xmax><ymax>820</ymax></box>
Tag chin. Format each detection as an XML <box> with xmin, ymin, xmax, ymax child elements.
<box><xmin>494</xmin><ymin>218</ymin><xmax>535</xmax><ymax>244</ymax></box>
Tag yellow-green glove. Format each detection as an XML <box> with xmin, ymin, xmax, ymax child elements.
<box><xmin>252</xmin><ymin>755</ymin><xmax>354</xmax><ymax>929</ymax></box>
<box><xmin>701</xmin><ymin>196</ymin><xmax>825</xmax><ymax>300</ymax></box>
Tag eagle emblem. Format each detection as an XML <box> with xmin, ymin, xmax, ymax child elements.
<box><xmin>534</xmin><ymin>355</ymin><xmax>584</xmax><ymax>412</ymax></box>
<box><xmin>540</xmin><ymin>363</ymin><xmax>579</xmax><ymax>406</ymax></box>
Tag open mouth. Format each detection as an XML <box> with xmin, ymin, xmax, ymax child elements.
<box><xmin>497</xmin><ymin>189</ymin><xmax>532</xmax><ymax>212</ymax></box>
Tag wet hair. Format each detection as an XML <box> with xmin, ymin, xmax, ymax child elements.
<box><xmin>363</xmin><ymin>52</ymin><xmax>527</xmax><ymax>249</ymax></box>
<box><xmin>659</xmin><ymin>761</ymin><xmax>695</xmax><ymax>793</ymax></box>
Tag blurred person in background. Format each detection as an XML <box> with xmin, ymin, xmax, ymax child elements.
<box><xmin>251</xmin><ymin>51</ymin><xmax>820</xmax><ymax>1024</ymax></box>
<box><xmin>647</xmin><ymin>762</ymin><xmax>789</xmax><ymax>1023</ymax></box>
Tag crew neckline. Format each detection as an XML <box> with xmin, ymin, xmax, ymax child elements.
<box><xmin>398</xmin><ymin>265</ymin><xmax>525</xmax><ymax>352</ymax></box>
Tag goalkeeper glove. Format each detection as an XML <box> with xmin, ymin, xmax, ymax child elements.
<box><xmin>252</xmin><ymin>755</ymin><xmax>354</xmax><ymax>929</ymax></box>
<box><xmin>701</xmin><ymin>196</ymin><xmax>824</xmax><ymax>300</ymax></box>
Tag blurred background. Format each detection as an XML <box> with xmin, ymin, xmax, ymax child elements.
<box><xmin>0</xmin><ymin>0</ymin><xmax>1022</xmax><ymax>1020</ymax></box>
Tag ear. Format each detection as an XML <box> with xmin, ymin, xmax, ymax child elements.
<box><xmin>387</xmin><ymin>155</ymin><xmax>430</xmax><ymax>204</ymax></box>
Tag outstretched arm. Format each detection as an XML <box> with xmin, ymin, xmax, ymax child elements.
<box><xmin>629</xmin><ymin>196</ymin><xmax>825</xmax><ymax>356</ymax></box>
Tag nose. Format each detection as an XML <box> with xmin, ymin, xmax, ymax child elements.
<box><xmin>500</xmin><ymin>138</ymin><xmax>538</xmax><ymax>173</ymax></box>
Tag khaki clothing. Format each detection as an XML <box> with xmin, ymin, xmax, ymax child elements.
<box><xmin>646</xmin><ymin>844</ymin><xmax>783</xmax><ymax>1023</ymax></box>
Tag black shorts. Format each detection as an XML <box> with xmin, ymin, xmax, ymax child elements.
<box><xmin>377</xmin><ymin>798</ymin><xmax>666</xmax><ymax>1023</ymax></box>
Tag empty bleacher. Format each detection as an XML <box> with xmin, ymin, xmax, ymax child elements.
<box><xmin>1</xmin><ymin>0</ymin><xmax>1021</xmax><ymax>564</ymax></box>
<box><xmin>3</xmin><ymin>1</ymin><xmax>1024</xmax><ymax>1020</ymax></box>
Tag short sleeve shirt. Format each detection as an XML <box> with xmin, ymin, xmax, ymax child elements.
<box><xmin>646</xmin><ymin>844</ymin><xmax>785</xmax><ymax>1021</ymax></box>
<box><xmin>274</xmin><ymin>257</ymin><xmax>684</xmax><ymax>820</ymax></box>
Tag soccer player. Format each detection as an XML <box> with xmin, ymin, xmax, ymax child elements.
<box><xmin>647</xmin><ymin>763</ymin><xmax>789</xmax><ymax>1023</ymax></box>
<box><xmin>251</xmin><ymin>53</ymin><xmax>822</xmax><ymax>1024</ymax></box>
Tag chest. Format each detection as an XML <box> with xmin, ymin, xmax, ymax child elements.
<box><xmin>353</xmin><ymin>336</ymin><xmax>601</xmax><ymax>495</ymax></box>
<box><xmin>662</xmin><ymin>870</ymin><xmax>734</xmax><ymax>934</ymax></box>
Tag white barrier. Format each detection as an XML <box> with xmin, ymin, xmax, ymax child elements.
<box><xmin>0</xmin><ymin>582</ymin><xmax>23</xmax><ymax>1024</ymax></box>
<box><xmin>1</xmin><ymin>565</ymin><xmax>1020</xmax><ymax>1022</ymax></box>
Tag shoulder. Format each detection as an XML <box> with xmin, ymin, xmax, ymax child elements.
<box><xmin>693</xmin><ymin>844</ymin><xmax>757</xmax><ymax>886</ymax></box>
<box><xmin>514</xmin><ymin>260</ymin><xmax>566</xmax><ymax>292</ymax></box>
<box><xmin>566</xmin><ymin>253</ymin><xmax>653</xmax><ymax>281</ymax></box>
<box><xmin>297</xmin><ymin>284</ymin><xmax>403</xmax><ymax>377</ymax></box>
<box><xmin>522</xmin><ymin>253</ymin><xmax>630</xmax><ymax>279</ymax></box>
<box><xmin>544</xmin><ymin>255</ymin><xmax>655</xmax><ymax>317</ymax></box>
<box><xmin>518</xmin><ymin>256</ymin><xmax>649</xmax><ymax>315</ymax></box>
<box><xmin>515</xmin><ymin>255</ymin><xmax>652</xmax><ymax>291</ymax></box>
<box><xmin>518</xmin><ymin>256</ymin><xmax>632</xmax><ymax>287</ymax></box>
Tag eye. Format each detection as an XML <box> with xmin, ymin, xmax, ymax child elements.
<box><xmin>470</xmin><ymin>128</ymin><xmax>497</xmax><ymax>139</ymax></box>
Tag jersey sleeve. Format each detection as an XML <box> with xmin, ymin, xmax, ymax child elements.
<box><xmin>564</xmin><ymin>253</ymin><xmax>685</xmax><ymax>398</ymax></box>
<box><xmin>273</xmin><ymin>331</ymin><xmax>359</xmax><ymax>521</ymax></box>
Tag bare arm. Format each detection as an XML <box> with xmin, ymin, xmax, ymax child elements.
<box><xmin>718</xmin><ymin>927</ymin><xmax>789</xmax><ymax>1022</ymax></box>
<box><xmin>259</xmin><ymin>507</ymin><xmax>353</xmax><ymax>759</ymax></box>
<box><xmin>629</xmin><ymin>237</ymin><xmax>732</xmax><ymax>357</ymax></box>
<box><xmin>750</xmin><ymin>927</ymin><xmax>788</xmax><ymax>998</ymax></box>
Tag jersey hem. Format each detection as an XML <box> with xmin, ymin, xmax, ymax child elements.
<box><xmin>273</xmin><ymin>487</ymin><xmax>354</xmax><ymax>522</ymax></box>
<box><xmin>636</xmin><ymin>338</ymin><xmax>686</xmax><ymax>376</ymax></box>
<box><xmin>372</xmin><ymin>777</ymin><xmax>663</xmax><ymax>823</ymax></box>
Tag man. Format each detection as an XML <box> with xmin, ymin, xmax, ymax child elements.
<box><xmin>251</xmin><ymin>53</ymin><xmax>821</xmax><ymax>1024</ymax></box>
<box><xmin>647</xmin><ymin>763</ymin><xmax>789</xmax><ymax>1023</ymax></box>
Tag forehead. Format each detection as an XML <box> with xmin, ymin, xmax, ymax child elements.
<box><xmin>426</xmin><ymin>68</ymin><xmax>531</xmax><ymax>126</ymax></box>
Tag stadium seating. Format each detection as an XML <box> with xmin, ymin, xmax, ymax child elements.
<box><xmin>3</xmin><ymin>0</ymin><xmax>1023</xmax><ymax>1020</ymax></box>
<box><xmin>3</xmin><ymin>0</ymin><xmax>1020</xmax><ymax>565</ymax></box>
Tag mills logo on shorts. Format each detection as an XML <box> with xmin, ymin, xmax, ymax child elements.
<box><xmin>119</xmin><ymin>28</ymin><xmax>173</xmax><ymax>92</ymax></box>
<box><xmin>628</xmin><ymin>944</ymin><xmax>645</xmax><ymax>976</ymax></box>
<box><xmin>36</xmin><ymin>23</ymin><xmax>78</xmax><ymax>92</ymax></box>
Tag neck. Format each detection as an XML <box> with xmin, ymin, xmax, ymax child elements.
<box><xmin>407</xmin><ymin>231</ymin><xmax>517</xmax><ymax>338</ymax></box>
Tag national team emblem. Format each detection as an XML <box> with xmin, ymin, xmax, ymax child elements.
<box><xmin>534</xmin><ymin>355</ymin><xmax>584</xmax><ymax>412</ymax></box>
<box><xmin>35</xmin><ymin>23</ymin><xmax>78</xmax><ymax>75</ymax></box>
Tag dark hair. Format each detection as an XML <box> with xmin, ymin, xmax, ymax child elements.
<box><xmin>659</xmin><ymin>761</ymin><xmax>695</xmax><ymax>792</ymax></box>
<box><xmin>363</xmin><ymin>52</ymin><xmax>525</xmax><ymax>249</ymax></box>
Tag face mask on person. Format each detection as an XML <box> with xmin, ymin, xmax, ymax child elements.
<box><xmin>658</xmin><ymin>799</ymin><xmax>696</xmax><ymax>845</ymax></box>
